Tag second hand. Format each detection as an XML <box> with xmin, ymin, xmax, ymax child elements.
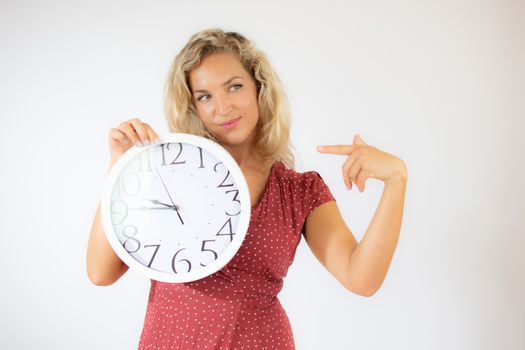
<box><xmin>154</xmin><ymin>166</ymin><xmax>184</xmax><ymax>225</ymax></box>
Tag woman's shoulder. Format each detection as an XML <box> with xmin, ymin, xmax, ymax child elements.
<box><xmin>270</xmin><ymin>161</ymin><xmax>335</xmax><ymax>213</ymax></box>
<box><xmin>273</xmin><ymin>161</ymin><xmax>327</xmax><ymax>188</ymax></box>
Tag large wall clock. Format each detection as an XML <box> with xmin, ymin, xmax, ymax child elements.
<box><xmin>101</xmin><ymin>133</ymin><xmax>251</xmax><ymax>283</ymax></box>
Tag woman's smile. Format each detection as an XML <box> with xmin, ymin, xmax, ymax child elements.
<box><xmin>220</xmin><ymin>117</ymin><xmax>241</xmax><ymax>131</ymax></box>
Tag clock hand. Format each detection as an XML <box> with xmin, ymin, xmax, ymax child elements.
<box><xmin>154</xmin><ymin>166</ymin><xmax>185</xmax><ymax>225</ymax></box>
<box><xmin>129</xmin><ymin>206</ymin><xmax>177</xmax><ymax>210</ymax></box>
<box><xmin>142</xmin><ymin>198</ymin><xmax>179</xmax><ymax>210</ymax></box>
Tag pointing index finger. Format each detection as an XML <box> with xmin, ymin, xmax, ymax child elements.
<box><xmin>317</xmin><ymin>145</ymin><xmax>355</xmax><ymax>155</ymax></box>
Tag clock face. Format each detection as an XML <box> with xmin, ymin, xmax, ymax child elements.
<box><xmin>101</xmin><ymin>133</ymin><xmax>251</xmax><ymax>283</ymax></box>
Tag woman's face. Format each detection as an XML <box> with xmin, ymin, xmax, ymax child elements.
<box><xmin>189</xmin><ymin>52</ymin><xmax>260</xmax><ymax>148</ymax></box>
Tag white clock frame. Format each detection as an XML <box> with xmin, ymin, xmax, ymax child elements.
<box><xmin>100</xmin><ymin>133</ymin><xmax>251</xmax><ymax>283</ymax></box>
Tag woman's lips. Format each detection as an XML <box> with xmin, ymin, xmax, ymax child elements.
<box><xmin>220</xmin><ymin>117</ymin><xmax>241</xmax><ymax>131</ymax></box>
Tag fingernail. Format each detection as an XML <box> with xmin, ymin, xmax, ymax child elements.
<box><xmin>144</xmin><ymin>139</ymin><xmax>151</xmax><ymax>146</ymax></box>
<box><xmin>123</xmin><ymin>139</ymin><xmax>129</xmax><ymax>144</ymax></box>
<box><xmin>136</xmin><ymin>141</ymin><xmax>143</xmax><ymax>147</ymax></box>
<box><xmin>154</xmin><ymin>138</ymin><xmax>159</xmax><ymax>144</ymax></box>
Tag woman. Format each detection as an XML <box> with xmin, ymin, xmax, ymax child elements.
<box><xmin>87</xmin><ymin>28</ymin><xmax>407</xmax><ymax>349</ymax></box>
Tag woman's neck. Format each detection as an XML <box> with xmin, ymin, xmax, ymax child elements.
<box><xmin>223</xmin><ymin>143</ymin><xmax>272</xmax><ymax>173</ymax></box>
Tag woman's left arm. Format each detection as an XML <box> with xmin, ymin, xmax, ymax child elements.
<box><xmin>345</xmin><ymin>174</ymin><xmax>406</xmax><ymax>296</ymax></box>
<box><xmin>305</xmin><ymin>134</ymin><xmax>407</xmax><ymax>297</ymax></box>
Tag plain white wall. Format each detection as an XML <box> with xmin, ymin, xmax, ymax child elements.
<box><xmin>1</xmin><ymin>0</ymin><xmax>523</xmax><ymax>349</ymax></box>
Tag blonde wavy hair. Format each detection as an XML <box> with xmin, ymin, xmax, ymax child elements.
<box><xmin>163</xmin><ymin>28</ymin><xmax>294</xmax><ymax>169</ymax></box>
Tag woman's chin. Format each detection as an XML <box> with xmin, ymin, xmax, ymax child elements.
<box><xmin>215</xmin><ymin>130</ymin><xmax>255</xmax><ymax>149</ymax></box>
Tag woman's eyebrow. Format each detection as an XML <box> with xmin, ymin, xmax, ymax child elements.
<box><xmin>193</xmin><ymin>76</ymin><xmax>242</xmax><ymax>94</ymax></box>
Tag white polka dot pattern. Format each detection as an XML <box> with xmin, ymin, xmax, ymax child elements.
<box><xmin>138</xmin><ymin>161</ymin><xmax>335</xmax><ymax>349</ymax></box>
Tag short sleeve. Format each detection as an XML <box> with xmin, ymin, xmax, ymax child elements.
<box><xmin>302</xmin><ymin>171</ymin><xmax>335</xmax><ymax>218</ymax></box>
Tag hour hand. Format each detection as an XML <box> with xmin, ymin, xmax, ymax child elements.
<box><xmin>130</xmin><ymin>206</ymin><xmax>176</xmax><ymax>210</ymax></box>
<box><xmin>145</xmin><ymin>199</ymin><xmax>179</xmax><ymax>210</ymax></box>
<box><xmin>142</xmin><ymin>198</ymin><xmax>185</xmax><ymax>225</ymax></box>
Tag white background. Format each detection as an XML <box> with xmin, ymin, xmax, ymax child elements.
<box><xmin>1</xmin><ymin>0</ymin><xmax>524</xmax><ymax>349</ymax></box>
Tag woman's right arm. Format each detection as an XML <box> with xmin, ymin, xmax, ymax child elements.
<box><xmin>86</xmin><ymin>118</ymin><xmax>158</xmax><ymax>286</ymax></box>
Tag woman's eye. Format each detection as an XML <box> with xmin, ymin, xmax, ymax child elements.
<box><xmin>197</xmin><ymin>95</ymin><xmax>210</xmax><ymax>102</ymax></box>
<box><xmin>230</xmin><ymin>84</ymin><xmax>242</xmax><ymax>91</ymax></box>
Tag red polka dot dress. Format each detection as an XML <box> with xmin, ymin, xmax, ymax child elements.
<box><xmin>138</xmin><ymin>161</ymin><xmax>335</xmax><ymax>349</ymax></box>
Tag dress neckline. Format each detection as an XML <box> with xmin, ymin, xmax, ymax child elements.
<box><xmin>250</xmin><ymin>161</ymin><xmax>280</xmax><ymax>211</ymax></box>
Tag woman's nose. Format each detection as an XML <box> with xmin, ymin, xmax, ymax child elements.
<box><xmin>215</xmin><ymin>94</ymin><xmax>233</xmax><ymax>116</ymax></box>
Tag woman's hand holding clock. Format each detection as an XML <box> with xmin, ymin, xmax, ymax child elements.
<box><xmin>108</xmin><ymin>118</ymin><xmax>159</xmax><ymax>169</ymax></box>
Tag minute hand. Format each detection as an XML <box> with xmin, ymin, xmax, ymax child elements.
<box><xmin>154</xmin><ymin>166</ymin><xmax>184</xmax><ymax>225</ymax></box>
